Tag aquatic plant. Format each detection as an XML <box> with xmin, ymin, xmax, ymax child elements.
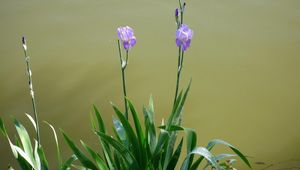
<box><xmin>1</xmin><ymin>0</ymin><xmax>251</xmax><ymax>170</ymax></box>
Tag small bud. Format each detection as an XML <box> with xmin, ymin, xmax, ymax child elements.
<box><xmin>183</xmin><ymin>2</ymin><xmax>186</xmax><ymax>10</ymax></box>
<box><xmin>22</xmin><ymin>36</ymin><xmax>27</xmax><ymax>51</ymax></box>
<box><xmin>175</xmin><ymin>8</ymin><xmax>179</xmax><ymax>17</ymax></box>
<box><xmin>22</xmin><ymin>36</ymin><xmax>26</xmax><ymax>45</ymax></box>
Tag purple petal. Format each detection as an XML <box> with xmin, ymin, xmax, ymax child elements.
<box><xmin>130</xmin><ymin>37</ymin><xmax>136</xmax><ymax>47</ymax></box>
<box><xmin>176</xmin><ymin>39</ymin><xmax>181</xmax><ymax>47</ymax></box>
<box><xmin>182</xmin><ymin>39</ymin><xmax>191</xmax><ymax>51</ymax></box>
<box><xmin>123</xmin><ymin>41</ymin><xmax>130</xmax><ymax>50</ymax></box>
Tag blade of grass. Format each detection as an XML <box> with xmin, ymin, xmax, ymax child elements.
<box><xmin>13</xmin><ymin>118</ymin><xmax>35</xmax><ymax>167</ymax></box>
<box><xmin>80</xmin><ymin>141</ymin><xmax>109</xmax><ymax>170</ymax></box>
<box><xmin>92</xmin><ymin>105</ymin><xmax>115</xmax><ymax>169</ymax></box>
<box><xmin>96</xmin><ymin>131</ymin><xmax>140</xmax><ymax>169</ymax></box>
<box><xmin>61</xmin><ymin>131</ymin><xmax>98</xmax><ymax>170</ymax></box>
<box><xmin>61</xmin><ymin>155</ymin><xmax>77</xmax><ymax>170</ymax></box>
<box><xmin>206</xmin><ymin>139</ymin><xmax>251</xmax><ymax>168</ymax></box>
<box><xmin>166</xmin><ymin>138</ymin><xmax>183</xmax><ymax>170</ymax></box>
<box><xmin>111</xmin><ymin>103</ymin><xmax>141</xmax><ymax>163</ymax></box>
<box><xmin>181</xmin><ymin>147</ymin><xmax>220</xmax><ymax>170</ymax></box>
<box><xmin>44</xmin><ymin>121</ymin><xmax>61</xmax><ymax>169</ymax></box>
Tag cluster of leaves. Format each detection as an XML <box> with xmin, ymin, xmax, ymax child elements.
<box><xmin>62</xmin><ymin>82</ymin><xmax>251</xmax><ymax>170</ymax></box>
<box><xmin>0</xmin><ymin>115</ymin><xmax>76</xmax><ymax>170</ymax></box>
<box><xmin>0</xmin><ymin>83</ymin><xmax>251</xmax><ymax>170</ymax></box>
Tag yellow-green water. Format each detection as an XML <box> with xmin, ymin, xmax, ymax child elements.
<box><xmin>1</xmin><ymin>0</ymin><xmax>300</xmax><ymax>169</ymax></box>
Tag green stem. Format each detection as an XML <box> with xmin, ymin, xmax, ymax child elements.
<box><xmin>173</xmin><ymin>47</ymin><xmax>182</xmax><ymax>105</ymax></box>
<box><xmin>23</xmin><ymin>49</ymin><xmax>41</xmax><ymax>147</ymax></box>
<box><xmin>117</xmin><ymin>40</ymin><xmax>129</xmax><ymax>119</ymax></box>
<box><xmin>173</xmin><ymin>1</ymin><xmax>185</xmax><ymax>106</ymax></box>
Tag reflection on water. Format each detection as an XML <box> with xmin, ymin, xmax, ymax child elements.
<box><xmin>1</xmin><ymin>0</ymin><xmax>300</xmax><ymax>169</ymax></box>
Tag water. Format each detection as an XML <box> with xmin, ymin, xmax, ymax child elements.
<box><xmin>1</xmin><ymin>0</ymin><xmax>300</xmax><ymax>169</ymax></box>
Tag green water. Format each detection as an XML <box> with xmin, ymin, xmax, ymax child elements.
<box><xmin>1</xmin><ymin>0</ymin><xmax>300</xmax><ymax>169</ymax></box>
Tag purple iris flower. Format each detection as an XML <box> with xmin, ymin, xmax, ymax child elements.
<box><xmin>176</xmin><ymin>24</ymin><xmax>193</xmax><ymax>51</ymax></box>
<box><xmin>117</xmin><ymin>26</ymin><xmax>136</xmax><ymax>51</ymax></box>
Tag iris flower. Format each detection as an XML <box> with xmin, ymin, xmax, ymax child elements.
<box><xmin>117</xmin><ymin>26</ymin><xmax>136</xmax><ymax>51</ymax></box>
<box><xmin>176</xmin><ymin>24</ymin><xmax>193</xmax><ymax>51</ymax></box>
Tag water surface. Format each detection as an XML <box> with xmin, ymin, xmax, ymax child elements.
<box><xmin>1</xmin><ymin>0</ymin><xmax>300</xmax><ymax>169</ymax></box>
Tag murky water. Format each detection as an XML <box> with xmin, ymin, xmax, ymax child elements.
<box><xmin>1</xmin><ymin>0</ymin><xmax>300</xmax><ymax>169</ymax></box>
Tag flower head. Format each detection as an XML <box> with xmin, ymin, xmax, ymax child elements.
<box><xmin>117</xmin><ymin>26</ymin><xmax>136</xmax><ymax>51</ymax></box>
<box><xmin>176</xmin><ymin>24</ymin><xmax>193</xmax><ymax>51</ymax></box>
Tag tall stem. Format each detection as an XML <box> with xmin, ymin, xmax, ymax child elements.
<box><xmin>173</xmin><ymin>47</ymin><xmax>182</xmax><ymax>105</ymax></box>
<box><xmin>173</xmin><ymin>0</ymin><xmax>185</xmax><ymax>106</ymax></box>
<box><xmin>23</xmin><ymin>45</ymin><xmax>41</xmax><ymax>147</ymax></box>
<box><xmin>117</xmin><ymin>40</ymin><xmax>129</xmax><ymax>119</ymax></box>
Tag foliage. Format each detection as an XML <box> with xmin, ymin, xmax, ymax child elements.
<box><xmin>0</xmin><ymin>115</ymin><xmax>77</xmax><ymax>170</ymax></box>
<box><xmin>61</xmin><ymin>86</ymin><xmax>251</xmax><ymax>170</ymax></box>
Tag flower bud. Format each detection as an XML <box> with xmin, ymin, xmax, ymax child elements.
<box><xmin>175</xmin><ymin>8</ymin><xmax>179</xmax><ymax>17</ymax></box>
<box><xmin>22</xmin><ymin>36</ymin><xmax>27</xmax><ymax>51</ymax></box>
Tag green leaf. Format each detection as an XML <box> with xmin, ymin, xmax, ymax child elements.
<box><xmin>127</xmin><ymin>99</ymin><xmax>147</xmax><ymax>168</ymax></box>
<box><xmin>71</xmin><ymin>164</ymin><xmax>88</xmax><ymax>170</ymax></box>
<box><xmin>111</xmin><ymin>103</ymin><xmax>141</xmax><ymax>163</ymax></box>
<box><xmin>44</xmin><ymin>121</ymin><xmax>60</xmax><ymax>168</ymax></box>
<box><xmin>153</xmin><ymin>129</ymin><xmax>169</xmax><ymax>157</ymax></box>
<box><xmin>1</xmin><ymin>118</ymin><xmax>33</xmax><ymax>169</ymax></box>
<box><xmin>14</xmin><ymin>144</ymin><xmax>35</xmax><ymax>168</ymax></box>
<box><xmin>181</xmin><ymin>147</ymin><xmax>220</xmax><ymax>170</ymax></box>
<box><xmin>185</xmin><ymin>128</ymin><xmax>197</xmax><ymax>169</ymax></box>
<box><xmin>206</xmin><ymin>139</ymin><xmax>251</xmax><ymax>168</ymax></box>
<box><xmin>33</xmin><ymin>140</ymin><xmax>41</xmax><ymax>170</ymax></box>
<box><xmin>13</xmin><ymin>119</ymin><xmax>35</xmax><ymax>166</ymax></box>
<box><xmin>25</xmin><ymin>113</ymin><xmax>37</xmax><ymax>132</ymax></box>
<box><xmin>61</xmin><ymin>131</ymin><xmax>98</xmax><ymax>170</ymax></box>
<box><xmin>37</xmin><ymin>146</ymin><xmax>49</xmax><ymax>170</ymax></box>
<box><xmin>112</xmin><ymin>117</ymin><xmax>127</xmax><ymax>145</ymax></box>
<box><xmin>167</xmin><ymin>138</ymin><xmax>183</xmax><ymax>170</ymax></box>
<box><xmin>158</xmin><ymin>125</ymin><xmax>184</xmax><ymax>131</ymax></box>
<box><xmin>143</xmin><ymin>96</ymin><xmax>157</xmax><ymax>155</ymax></box>
<box><xmin>113</xmin><ymin>149</ymin><xmax>127</xmax><ymax>170</ymax></box>
<box><xmin>191</xmin><ymin>139</ymin><xmax>251</xmax><ymax>169</ymax></box>
<box><xmin>127</xmin><ymin>100</ymin><xmax>145</xmax><ymax>142</ymax></box>
<box><xmin>61</xmin><ymin>155</ymin><xmax>77</xmax><ymax>170</ymax></box>
<box><xmin>0</xmin><ymin>118</ymin><xmax>8</xmax><ymax>137</ymax></box>
<box><xmin>93</xmin><ymin>105</ymin><xmax>106</xmax><ymax>134</ymax></box>
<box><xmin>163</xmin><ymin>132</ymin><xmax>177</xmax><ymax>170</ymax></box>
<box><xmin>113</xmin><ymin>150</ymin><xmax>122</xmax><ymax>170</ymax></box>
<box><xmin>80</xmin><ymin>141</ymin><xmax>109</xmax><ymax>170</ymax></box>
<box><xmin>96</xmin><ymin>131</ymin><xmax>140</xmax><ymax>169</ymax></box>
<box><xmin>172</xmin><ymin>91</ymin><xmax>183</xmax><ymax>114</ymax></box>
<box><xmin>167</xmin><ymin>80</ymin><xmax>191</xmax><ymax>129</ymax></box>
<box><xmin>14</xmin><ymin>136</ymin><xmax>32</xmax><ymax>170</ymax></box>
<box><xmin>92</xmin><ymin>105</ymin><xmax>114</xmax><ymax>169</ymax></box>
<box><xmin>214</xmin><ymin>154</ymin><xmax>236</xmax><ymax>161</ymax></box>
